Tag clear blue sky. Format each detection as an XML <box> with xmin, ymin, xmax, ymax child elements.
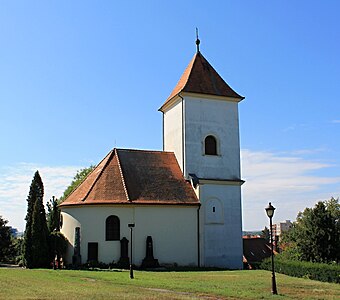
<box><xmin>0</xmin><ymin>1</ymin><xmax>339</xmax><ymax>231</ymax></box>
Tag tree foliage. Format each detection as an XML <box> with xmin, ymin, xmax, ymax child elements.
<box><xmin>23</xmin><ymin>171</ymin><xmax>44</xmax><ymax>268</ymax></box>
<box><xmin>281</xmin><ymin>197</ymin><xmax>340</xmax><ymax>263</ymax></box>
<box><xmin>261</xmin><ymin>226</ymin><xmax>270</xmax><ymax>243</ymax></box>
<box><xmin>48</xmin><ymin>231</ymin><xmax>68</xmax><ymax>269</ymax></box>
<box><xmin>23</xmin><ymin>171</ymin><xmax>51</xmax><ymax>268</ymax></box>
<box><xmin>47</xmin><ymin>196</ymin><xmax>60</xmax><ymax>232</ymax></box>
<box><xmin>59</xmin><ymin>166</ymin><xmax>95</xmax><ymax>202</ymax></box>
<box><xmin>49</xmin><ymin>232</ymin><xmax>67</xmax><ymax>258</ymax></box>
<box><xmin>31</xmin><ymin>189</ymin><xmax>50</xmax><ymax>268</ymax></box>
<box><xmin>0</xmin><ymin>216</ymin><xmax>12</xmax><ymax>261</ymax></box>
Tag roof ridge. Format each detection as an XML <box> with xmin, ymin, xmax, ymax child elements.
<box><xmin>182</xmin><ymin>52</ymin><xmax>200</xmax><ymax>94</ymax></box>
<box><xmin>61</xmin><ymin>151</ymin><xmax>112</xmax><ymax>203</ymax></box>
<box><xmin>115</xmin><ymin>148</ymin><xmax>130</xmax><ymax>201</ymax></box>
<box><xmin>176</xmin><ymin>53</ymin><xmax>197</xmax><ymax>96</ymax></box>
<box><xmin>115</xmin><ymin>148</ymin><xmax>173</xmax><ymax>154</ymax></box>
<box><xmin>82</xmin><ymin>150</ymin><xmax>114</xmax><ymax>202</ymax></box>
<box><xmin>164</xmin><ymin>53</ymin><xmax>197</xmax><ymax>104</ymax></box>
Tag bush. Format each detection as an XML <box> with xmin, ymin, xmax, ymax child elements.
<box><xmin>260</xmin><ymin>256</ymin><xmax>340</xmax><ymax>283</ymax></box>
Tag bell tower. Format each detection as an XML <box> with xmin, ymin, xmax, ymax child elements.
<box><xmin>159</xmin><ymin>39</ymin><xmax>244</xmax><ymax>269</ymax></box>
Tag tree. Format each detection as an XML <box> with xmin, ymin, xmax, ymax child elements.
<box><xmin>23</xmin><ymin>171</ymin><xmax>44</xmax><ymax>268</ymax></box>
<box><xmin>49</xmin><ymin>232</ymin><xmax>68</xmax><ymax>269</ymax></box>
<box><xmin>47</xmin><ymin>196</ymin><xmax>60</xmax><ymax>232</ymax></box>
<box><xmin>23</xmin><ymin>171</ymin><xmax>50</xmax><ymax>268</ymax></box>
<box><xmin>0</xmin><ymin>216</ymin><xmax>12</xmax><ymax>261</ymax></box>
<box><xmin>31</xmin><ymin>190</ymin><xmax>50</xmax><ymax>268</ymax></box>
<box><xmin>281</xmin><ymin>198</ymin><xmax>340</xmax><ymax>263</ymax></box>
<box><xmin>59</xmin><ymin>166</ymin><xmax>95</xmax><ymax>202</ymax></box>
<box><xmin>261</xmin><ymin>226</ymin><xmax>270</xmax><ymax>243</ymax></box>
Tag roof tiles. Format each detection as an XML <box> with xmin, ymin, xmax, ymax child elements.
<box><xmin>160</xmin><ymin>52</ymin><xmax>244</xmax><ymax>110</ymax></box>
<box><xmin>60</xmin><ymin>149</ymin><xmax>199</xmax><ymax>207</ymax></box>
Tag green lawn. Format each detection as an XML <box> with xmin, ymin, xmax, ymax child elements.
<box><xmin>0</xmin><ymin>268</ymin><xmax>339</xmax><ymax>299</ymax></box>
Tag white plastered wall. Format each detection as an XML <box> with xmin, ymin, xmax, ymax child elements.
<box><xmin>199</xmin><ymin>183</ymin><xmax>243</xmax><ymax>269</ymax></box>
<box><xmin>183</xmin><ymin>95</ymin><xmax>241</xmax><ymax>180</ymax></box>
<box><xmin>163</xmin><ymin>97</ymin><xmax>183</xmax><ymax>171</ymax></box>
<box><xmin>61</xmin><ymin>205</ymin><xmax>199</xmax><ymax>266</ymax></box>
<box><xmin>172</xmin><ymin>94</ymin><xmax>243</xmax><ymax>269</ymax></box>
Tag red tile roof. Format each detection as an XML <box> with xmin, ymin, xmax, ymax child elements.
<box><xmin>243</xmin><ymin>238</ymin><xmax>272</xmax><ymax>266</ymax></box>
<box><xmin>60</xmin><ymin>149</ymin><xmax>199</xmax><ymax>207</ymax></box>
<box><xmin>160</xmin><ymin>52</ymin><xmax>244</xmax><ymax>111</ymax></box>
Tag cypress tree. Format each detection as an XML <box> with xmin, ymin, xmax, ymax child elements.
<box><xmin>31</xmin><ymin>192</ymin><xmax>50</xmax><ymax>268</ymax></box>
<box><xmin>23</xmin><ymin>171</ymin><xmax>47</xmax><ymax>268</ymax></box>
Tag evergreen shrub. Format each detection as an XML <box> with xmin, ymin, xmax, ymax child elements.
<box><xmin>260</xmin><ymin>256</ymin><xmax>340</xmax><ymax>283</ymax></box>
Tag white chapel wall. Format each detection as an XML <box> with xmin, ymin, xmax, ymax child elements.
<box><xmin>61</xmin><ymin>205</ymin><xmax>198</xmax><ymax>266</ymax></box>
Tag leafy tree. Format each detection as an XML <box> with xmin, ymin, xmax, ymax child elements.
<box><xmin>49</xmin><ymin>231</ymin><xmax>68</xmax><ymax>269</ymax></box>
<box><xmin>261</xmin><ymin>226</ymin><xmax>270</xmax><ymax>243</ymax></box>
<box><xmin>281</xmin><ymin>198</ymin><xmax>340</xmax><ymax>263</ymax></box>
<box><xmin>59</xmin><ymin>166</ymin><xmax>95</xmax><ymax>202</ymax></box>
<box><xmin>11</xmin><ymin>238</ymin><xmax>24</xmax><ymax>265</ymax></box>
<box><xmin>0</xmin><ymin>216</ymin><xmax>12</xmax><ymax>261</ymax></box>
<box><xmin>325</xmin><ymin>197</ymin><xmax>340</xmax><ymax>224</ymax></box>
<box><xmin>23</xmin><ymin>171</ymin><xmax>44</xmax><ymax>268</ymax></box>
<box><xmin>47</xmin><ymin>196</ymin><xmax>60</xmax><ymax>232</ymax></box>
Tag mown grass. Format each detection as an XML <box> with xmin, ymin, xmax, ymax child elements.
<box><xmin>0</xmin><ymin>268</ymin><xmax>339</xmax><ymax>299</ymax></box>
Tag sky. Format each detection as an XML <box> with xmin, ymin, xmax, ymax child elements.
<box><xmin>0</xmin><ymin>1</ymin><xmax>339</xmax><ymax>231</ymax></box>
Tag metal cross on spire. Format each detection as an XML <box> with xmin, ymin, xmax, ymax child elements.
<box><xmin>196</xmin><ymin>27</ymin><xmax>200</xmax><ymax>53</ymax></box>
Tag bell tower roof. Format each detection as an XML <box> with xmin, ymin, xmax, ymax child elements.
<box><xmin>160</xmin><ymin>51</ymin><xmax>244</xmax><ymax>111</ymax></box>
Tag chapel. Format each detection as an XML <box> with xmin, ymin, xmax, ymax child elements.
<box><xmin>60</xmin><ymin>39</ymin><xmax>245</xmax><ymax>269</ymax></box>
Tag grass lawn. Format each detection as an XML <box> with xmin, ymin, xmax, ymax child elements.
<box><xmin>0</xmin><ymin>268</ymin><xmax>339</xmax><ymax>299</ymax></box>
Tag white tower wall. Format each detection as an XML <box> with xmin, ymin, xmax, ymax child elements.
<box><xmin>163</xmin><ymin>97</ymin><xmax>184</xmax><ymax>171</ymax></box>
<box><xmin>163</xmin><ymin>93</ymin><xmax>243</xmax><ymax>269</ymax></box>
<box><xmin>183</xmin><ymin>95</ymin><xmax>241</xmax><ymax>179</ymax></box>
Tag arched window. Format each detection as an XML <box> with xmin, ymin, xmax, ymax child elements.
<box><xmin>106</xmin><ymin>215</ymin><xmax>120</xmax><ymax>241</ymax></box>
<box><xmin>205</xmin><ymin>135</ymin><xmax>217</xmax><ymax>155</ymax></box>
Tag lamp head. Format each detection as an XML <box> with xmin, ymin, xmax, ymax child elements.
<box><xmin>265</xmin><ymin>202</ymin><xmax>276</xmax><ymax>218</ymax></box>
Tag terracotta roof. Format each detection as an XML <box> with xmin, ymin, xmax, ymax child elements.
<box><xmin>160</xmin><ymin>52</ymin><xmax>244</xmax><ymax>111</ymax></box>
<box><xmin>243</xmin><ymin>238</ymin><xmax>272</xmax><ymax>266</ymax></box>
<box><xmin>60</xmin><ymin>149</ymin><xmax>199</xmax><ymax>207</ymax></box>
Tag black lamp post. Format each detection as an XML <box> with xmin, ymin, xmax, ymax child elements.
<box><xmin>265</xmin><ymin>202</ymin><xmax>278</xmax><ymax>295</ymax></box>
<box><xmin>128</xmin><ymin>223</ymin><xmax>135</xmax><ymax>279</ymax></box>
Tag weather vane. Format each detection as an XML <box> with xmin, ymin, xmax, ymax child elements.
<box><xmin>196</xmin><ymin>27</ymin><xmax>200</xmax><ymax>53</ymax></box>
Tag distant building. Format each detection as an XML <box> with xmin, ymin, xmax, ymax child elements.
<box><xmin>272</xmin><ymin>220</ymin><xmax>292</xmax><ymax>237</ymax></box>
<box><xmin>271</xmin><ymin>220</ymin><xmax>292</xmax><ymax>252</ymax></box>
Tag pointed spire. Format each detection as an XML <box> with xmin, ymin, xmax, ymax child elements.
<box><xmin>195</xmin><ymin>28</ymin><xmax>200</xmax><ymax>53</ymax></box>
<box><xmin>159</xmin><ymin>52</ymin><xmax>244</xmax><ymax>111</ymax></box>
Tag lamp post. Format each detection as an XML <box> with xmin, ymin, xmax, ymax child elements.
<box><xmin>265</xmin><ymin>202</ymin><xmax>278</xmax><ymax>295</ymax></box>
<box><xmin>128</xmin><ymin>223</ymin><xmax>135</xmax><ymax>279</ymax></box>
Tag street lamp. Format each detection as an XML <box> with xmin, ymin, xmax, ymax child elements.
<box><xmin>128</xmin><ymin>223</ymin><xmax>135</xmax><ymax>279</ymax></box>
<box><xmin>265</xmin><ymin>202</ymin><xmax>278</xmax><ymax>295</ymax></box>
